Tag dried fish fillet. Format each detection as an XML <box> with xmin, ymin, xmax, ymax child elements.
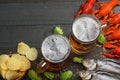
<box><xmin>79</xmin><ymin>70</ymin><xmax>120</xmax><ymax>80</ymax></box>
<box><xmin>82</xmin><ymin>58</ymin><xmax>120</xmax><ymax>74</ymax></box>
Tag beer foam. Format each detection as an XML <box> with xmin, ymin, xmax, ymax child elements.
<box><xmin>73</xmin><ymin>16</ymin><xmax>100</xmax><ymax>42</ymax></box>
<box><xmin>41</xmin><ymin>35</ymin><xmax>70</xmax><ymax>63</ymax></box>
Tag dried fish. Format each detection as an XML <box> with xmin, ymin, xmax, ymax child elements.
<box><xmin>82</xmin><ymin>58</ymin><xmax>120</xmax><ymax>74</ymax></box>
<box><xmin>79</xmin><ymin>70</ymin><xmax>120</xmax><ymax>80</ymax></box>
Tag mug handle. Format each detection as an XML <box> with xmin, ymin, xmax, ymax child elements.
<box><xmin>36</xmin><ymin>59</ymin><xmax>50</xmax><ymax>73</ymax></box>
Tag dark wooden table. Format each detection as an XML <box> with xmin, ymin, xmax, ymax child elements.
<box><xmin>0</xmin><ymin>0</ymin><xmax>119</xmax><ymax>80</ymax></box>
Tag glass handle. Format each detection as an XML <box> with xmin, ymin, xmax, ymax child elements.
<box><xmin>36</xmin><ymin>59</ymin><xmax>50</xmax><ymax>73</ymax></box>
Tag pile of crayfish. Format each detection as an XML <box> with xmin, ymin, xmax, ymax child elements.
<box><xmin>74</xmin><ymin>0</ymin><xmax>120</xmax><ymax>58</ymax></box>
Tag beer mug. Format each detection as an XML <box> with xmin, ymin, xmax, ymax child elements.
<box><xmin>37</xmin><ymin>34</ymin><xmax>71</xmax><ymax>73</ymax></box>
<box><xmin>69</xmin><ymin>14</ymin><xmax>101</xmax><ymax>55</ymax></box>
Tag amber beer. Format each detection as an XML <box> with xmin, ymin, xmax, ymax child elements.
<box><xmin>37</xmin><ymin>35</ymin><xmax>71</xmax><ymax>73</ymax></box>
<box><xmin>69</xmin><ymin>14</ymin><xmax>101</xmax><ymax>55</ymax></box>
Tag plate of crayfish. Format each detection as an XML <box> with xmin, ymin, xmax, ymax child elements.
<box><xmin>75</xmin><ymin>0</ymin><xmax>120</xmax><ymax>59</ymax></box>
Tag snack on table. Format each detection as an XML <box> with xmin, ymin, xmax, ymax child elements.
<box><xmin>0</xmin><ymin>55</ymin><xmax>10</xmax><ymax>70</ymax></box>
<box><xmin>7</xmin><ymin>54</ymin><xmax>23</xmax><ymax>70</ymax></box>
<box><xmin>17</xmin><ymin>42</ymin><xmax>31</xmax><ymax>55</ymax></box>
<box><xmin>0</xmin><ymin>54</ymin><xmax>31</xmax><ymax>80</ymax></box>
<box><xmin>17</xmin><ymin>42</ymin><xmax>38</xmax><ymax>61</ymax></box>
<box><xmin>26</xmin><ymin>47</ymin><xmax>38</xmax><ymax>61</ymax></box>
<box><xmin>5</xmin><ymin>70</ymin><xmax>26</xmax><ymax>80</ymax></box>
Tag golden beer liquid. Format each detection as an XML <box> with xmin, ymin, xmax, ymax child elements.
<box><xmin>70</xmin><ymin>14</ymin><xmax>101</xmax><ymax>55</ymax></box>
<box><xmin>36</xmin><ymin>35</ymin><xmax>72</xmax><ymax>73</ymax></box>
<box><xmin>37</xmin><ymin>54</ymin><xmax>72</xmax><ymax>73</ymax></box>
<box><xmin>69</xmin><ymin>35</ymin><xmax>96</xmax><ymax>55</ymax></box>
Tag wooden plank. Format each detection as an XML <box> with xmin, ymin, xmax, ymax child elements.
<box><xmin>0</xmin><ymin>0</ymin><xmax>83</xmax><ymax>3</ymax></box>
<box><xmin>0</xmin><ymin>25</ymin><xmax>71</xmax><ymax>48</ymax></box>
<box><xmin>0</xmin><ymin>2</ymin><xmax>83</xmax><ymax>25</ymax></box>
<box><xmin>0</xmin><ymin>1</ymin><xmax>83</xmax><ymax>48</ymax></box>
<box><xmin>0</xmin><ymin>0</ymin><xmax>119</xmax><ymax>80</ymax></box>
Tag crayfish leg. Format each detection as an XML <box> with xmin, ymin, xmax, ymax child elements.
<box><xmin>103</xmin><ymin>41</ymin><xmax>118</xmax><ymax>49</ymax></box>
<box><xmin>74</xmin><ymin>10</ymin><xmax>82</xmax><ymax>18</ymax></box>
<box><xmin>98</xmin><ymin>2</ymin><xmax>106</xmax><ymax>7</ymax></box>
<box><xmin>110</xmin><ymin>48</ymin><xmax>120</xmax><ymax>55</ymax></box>
<box><xmin>100</xmin><ymin>15</ymin><xmax>108</xmax><ymax>24</ymax></box>
<box><xmin>92</xmin><ymin>10</ymin><xmax>99</xmax><ymax>16</ymax></box>
<box><xmin>104</xmin><ymin>24</ymin><xmax>119</xmax><ymax>36</ymax></box>
<box><xmin>102</xmin><ymin>53</ymin><xmax>115</xmax><ymax>58</ymax></box>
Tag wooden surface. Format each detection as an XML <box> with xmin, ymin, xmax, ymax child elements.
<box><xmin>0</xmin><ymin>1</ymin><xmax>82</xmax><ymax>48</ymax></box>
<box><xmin>0</xmin><ymin>0</ymin><xmax>119</xmax><ymax>80</ymax></box>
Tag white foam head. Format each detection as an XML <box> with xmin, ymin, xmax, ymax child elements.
<box><xmin>72</xmin><ymin>14</ymin><xmax>101</xmax><ymax>44</ymax></box>
<box><xmin>41</xmin><ymin>35</ymin><xmax>71</xmax><ymax>63</ymax></box>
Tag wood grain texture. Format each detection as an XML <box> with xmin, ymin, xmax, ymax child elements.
<box><xmin>0</xmin><ymin>0</ymin><xmax>83</xmax><ymax>3</ymax></box>
<box><xmin>0</xmin><ymin>1</ymin><xmax>82</xmax><ymax>48</ymax></box>
<box><xmin>0</xmin><ymin>1</ymin><xmax>84</xmax><ymax>80</ymax></box>
<box><xmin>0</xmin><ymin>0</ymin><xmax>119</xmax><ymax>80</ymax></box>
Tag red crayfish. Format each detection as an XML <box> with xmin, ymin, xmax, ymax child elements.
<box><xmin>107</xmin><ymin>29</ymin><xmax>120</xmax><ymax>40</ymax></box>
<box><xmin>102</xmin><ymin>52</ymin><xmax>120</xmax><ymax>58</ymax></box>
<box><xmin>102</xmin><ymin>24</ymin><xmax>120</xmax><ymax>58</ymax></box>
<box><xmin>102</xmin><ymin>40</ymin><xmax>120</xmax><ymax>58</ymax></box>
<box><xmin>103</xmin><ymin>24</ymin><xmax>119</xmax><ymax>36</ymax></box>
<box><xmin>107</xmin><ymin>13</ymin><xmax>120</xmax><ymax>25</ymax></box>
<box><xmin>74</xmin><ymin>0</ymin><xmax>96</xmax><ymax>18</ymax></box>
<box><xmin>92</xmin><ymin>0</ymin><xmax>119</xmax><ymax>19</ymax></box>
<box><xmin>102</xmin><ymin>44</ymin><xmax>120</xmax><ymax>58</ymax></box>
<box><xmin>103</xmin><ymin>39</ymin><xmax>120</xmax><ymax>49</ymax></box>
<box><xmin>74</xmin><ymin>0</ymin><xmax>120</xmax><ymax>59</ymax></box>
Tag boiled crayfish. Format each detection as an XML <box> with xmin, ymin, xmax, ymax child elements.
<box><xmin>74</xmin><ymin>0</ymin><xmax>96</xmax><ymax>18</ymax></box>
<box><xmin>102</xmin><ymin>40</ymin><xmax>120</xmax><ymax>58</ymax></box>
<box><xmin>107</xmin><ymin>13</ymin><xmax>120</xmax><ymax>25</ymax></box>
<box><xmin>74</xmin><ymin>0</ymin><xmax>120</xmax><ymax>59</ymax></box>
<box><xmin>103</xmin><ymin>24</ymin><xmax>119</xmax><ymax>36</ymax></box>
<box><xmin>102</xmin><ymin>46</ymin><xmax>120</xmax><ymax>58</ymax></box>
<box><xmin>103</xmin><ymin>40</ymin><xmax>118</xmax><ymax>49</ymax></box>
<box><xmin>92</xmin><ymin>0</ymin><xmax>119</xmax><ymax>21</ymax></box>
<box><xmin>103</xmin><ymin>24</ymin><xmax>120</xmax><ymax>58</ymax></box>
<box><xmin>107</xmin><ymin>29</ymin><xmax>120</xmax><ymax>40</ymax></box>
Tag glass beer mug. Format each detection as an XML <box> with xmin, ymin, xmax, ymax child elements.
<box><xmin>37</xmin><ymin>34</ymin><xmax>71</xmax><ymax>73</ymax></box>
<box><xmin>69</xmin><ymin>14</ymin><xmax>101</xmax><ymax>55</ymax></box>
